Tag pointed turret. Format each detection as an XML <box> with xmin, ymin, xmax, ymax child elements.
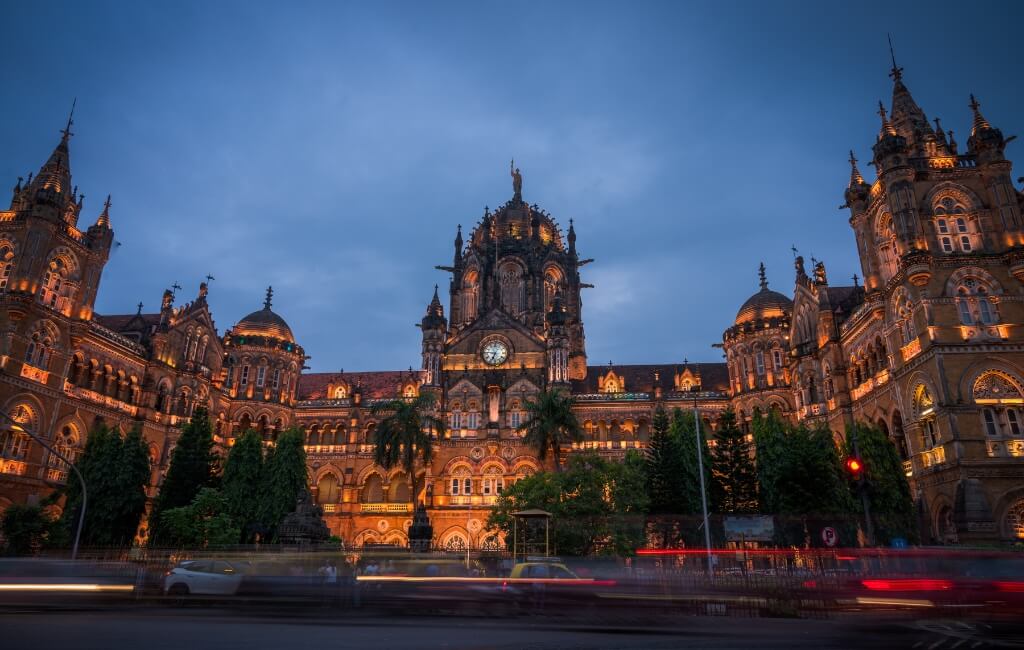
<box><xmin>758</xmin><ymin>262</ymin><xmax>768</xmax><ymax>291</ymax></box>
<box><xmin>877</xmin><ymin>101</ymin><xmax>897</xmax><ymax>140</ymax></box>
<box><xmin>886</xmin><ymin>41</ymin><xmax>931</xmax><ymax>144</ymax></box>
<box><xmin>844</xmin><ymin>150</ymin><xmax>871</xmax><ymax>209</ymax></box>
<box><xmin>967</xmin><ymin>94</ymin><xmax>1006</xmax><ymax>162</ymax></box>
<box><xmin>420</xmin><ymin>285</ymin><xmax>446</xmax><ymax>387</ymax></box>
<box><xmin>567</xmin><ymin>218</ymin><xmax>576</xmax><ymax>256</ymax></box>
<box><xmin>453</xmin><ymin>224</ymin><xmax>463</xmax><ymax>267</ymax></box>
<box><xmin>421</xmin><ymin>284</ymin><xmax>446</xmax><ymax>329</ymax></box>
<box><xmin>27</xmin><ymin>105</ymin><xmax>76</xmax><ymax>203</ymax></box>
<box><xmin>94</xmin><ymin>194</ymin><xmax>112</xmax><ymax>229</ymax></box>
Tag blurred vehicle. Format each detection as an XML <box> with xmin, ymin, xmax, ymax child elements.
<box><xmin>163</xmin><ymin>559</ymin><xmax>247</xmax><ymax>598</ymax></box>
<box><xmin>0</xmin><ymin>559</ymin><xmax>137</xmax><ymax>607</ymax></box>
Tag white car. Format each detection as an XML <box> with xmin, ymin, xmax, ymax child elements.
<box><xmin>163</xmin><ymin>560</ymin><xmax>247</xmax><ymax>598</ymax></box>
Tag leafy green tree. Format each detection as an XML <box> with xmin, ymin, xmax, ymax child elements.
<box><xmin>161</xmin><ymin>488</ymin><xmax>240</xmax><ymax>548</ymax></box>
<box><xmin>1</xmin><ymin>504</ymin><xmax>60</xmax><ymax>555</ymax></box>
<box><xmin>486</xmin><ymin>452</ymin><xmax>648</xmax><ymax>556</ymax></box>
<box><xmin>149</xmin><ymin>407</ymin><xmax>216</xmax><ymax>544</ymax></box>
<box><xmin>60</xmin><ymin>423</ymin><xmax>151</xmax><ymax>547</ymax></box>
<box><xmin>370</xmin><ymin>392</ymin><xmax>445</xmax><ymax>502</ymax></box>
<box><xmin>257</xmin><ymin>428</ymin><xmax>309</xmax><ymax>539</ymax></box>
<box><xmin>518</xmin><ymin>388</ymin><xmax>582</xmax><ymax>472</ymax></box>
<box><xmin>221</xmin><ymin>429</ymin><xmax>264</xmax><ymax>542</ymax></box>
<box><xmin>844</xmin><ymin>422</ymin><xmax>917</xmax><ymax>545</ymax></box>
<box><xmin>754</xmin><ymin>413</ymin><xmax>856</xmax><ymax>546</ymax></box>
<box><xmin>711</xmin><ymin>409</ymin><xmax>759</xmax><ymax>513</ymax></box>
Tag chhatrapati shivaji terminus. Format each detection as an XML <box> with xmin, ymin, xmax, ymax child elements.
<box><xmin>3</xmin><ymin>49</ymin><xmax>1024</xmax><ymax>547</ymax></box>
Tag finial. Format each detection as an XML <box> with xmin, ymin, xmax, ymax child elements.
<box><xmin>887</xmin><ymin>33</ymin><xmax>903</xmax><ymax>82</ymax></box>
<box><xmin>848</xmin><ymin>150</ymin><xmax>865</xmax><ymax>186</ymax></box>
<box><xmin>969</xmin><ymin>94</ymin><xmax>991</xmax><ymax>135</ymax></box>
<box><xmin>790</xmin><ymin>244</ymin><xmax>799</xmax><ymax>259</ymax></box>
<box><xmin>205</xmin><ymin>273</ymin><xmax>216</xmax><ymax>284</ymax></box>
<box><xmin>171</xmin><ymin>281</ymin><xmax>182</xmax><ymax>296</ymax></box>
<box><xmin>877</xmin><ymin>101</ymin><xmax>896</xmax><ymax>137</ymax></box>
<box><xmin>103</xmin><ymin>194</ymin><xmax>111</xmax><ymax>211</ymax></box>
<box><xmin>137</xmin><ymin>302</ymin><xmax>143</xmax><ymax>314</ymax></box>
<box><xmin>60</xmin><ymin>98</ymin><xmax>77</xmax><ymax>141</ymax></box>
<box><xmin>264</xmin><ymin>286</ymin><xmax>274</xmax><ymax>310</ymax></box>
<box><xmin>852</xmin><ymin>273</ymin><xmax>860</xmax><ymax>287</ymax></box>
<box><xmin>758</xmin><ymin>262</ymin><xmax>768</xmax><ymax>290</ymax></box>
<box><xmin>948</xmin><ymin>129</ymin><xmax>958</xmax><ymax>154</ymax></box>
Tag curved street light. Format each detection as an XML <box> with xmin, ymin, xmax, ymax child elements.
<box><xmin>0</xmin><ymin>408</ymin><xmax>86</xmax><ymax>559</ymax></box>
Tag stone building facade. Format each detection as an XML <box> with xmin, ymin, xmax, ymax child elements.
<box><xmin>1</xmin><ymin>63</ymin><xmax>1023</xmax><ymax>546</ymax></box>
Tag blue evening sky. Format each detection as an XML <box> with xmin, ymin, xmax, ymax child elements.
<box><xmin>2</xmin><ymin>1</ymin><xmax>1022</xmax><ymax>371</ymax></box>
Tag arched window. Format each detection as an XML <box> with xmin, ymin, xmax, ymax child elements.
<box><xmin>1007</xmin><ymin>498</ymin><xmax>1024</xmax><ymax>540</ymax></box>
<box><xmin>450</xmin><ymin>466</ymin><xmax>472</xmax><ymax>495</ymax></box>
<box><xmin>0</xmin><ymin>243</ymin><xmax>15</xmax><ymax>290</ymax></box>
<box><xmin>543</xmin><ymin>267</ymin><xmax>564</xmax><ymax>312</ymax></box>
<box><xmin>973</xmin><ymin>371</ymin><xmax>1024</xmax><ymax>440</ymax></box>
<box><xmin>388</xmin><ymin>473</ymin><xmax>411</xmax><ymax>502</ymax></box>
<box><xmin>362</xmin><ymin>474</ymin><xmax>384</xmax><ymax>503</ymax></box>
<box><xmin>48</xmin><ymin>425</ymin><xmax>80</xmax><ymax>483</ymax></box>
<box><xmin>462</xmin><ymin>269</ymin><xmax>479</xmax><ymax>323</ymax></box>
<box><xmin>913</xmin><ymin>384</ymin><xmax>939</xmax><ymax>449</ymax></box>
<box><xmin>334</xmin><ymin>384</ymin><xmax>348</xmax><ymax>399</ymax></box>
<box><xmin>875</xmin><ymin>213</ymin><xmax>899</xmax><ymax>282</ymax></box>
<box><xmin>508</xmin><ymin>400</ymin><xmax>523</xmax><ymax>429</ymax></box>
<box><xmin>482</xmin><ymin>465</ymin><xmax>504</xmax><ymax>497</ymax></box>
<box><xmin>317</xmin><ymin>473</ymin><xmax>340</xmax><ymax>504</ymax></box>
<box><xmin>894</xmin><ymin>295</ymin><xmax>916</xmax><ymax>345</ymax></box>
<box><xmin>0</xmin><ymin>404</ymin><xmax>36</xmax><ymax>465</ymax></box>
<box><xmin>955</xmin><ymin>278</ymin><xmax>999</xmax><ymax>326</ymax></box>
<box><xmin>499</xmin><ymin>263</ymin><xmax>525</xmax><ymax>315</ymax></box>
<box><xmin>934</xmin><ymin>197</ymin><xmax>979</xmax><ymax>253</ymax></box>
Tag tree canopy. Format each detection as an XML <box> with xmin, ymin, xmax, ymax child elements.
<box><xmin>844</xmin><ymin>422</ymin><xmax>918</xmax><ymax>545</ymax></box>
<box><xmin>711</xmin><ymin>409</ymin><xmax>759</xmax><ymax>514</ymax></box>
<box><xmin>221</xmin><ymin>429</ymin><xmax>264</xmax><ymax>543</ymax></box>
<box><xmin>370</xmin><ymin>392</ymin><xmax>444</xmax><ymax>502</ymax></box>
<box><xmin>487</xmin><ymin>451</ymin><xmax>648</xmax><ymax>556</ymax></box>
<box><xmin>518</xmin><ymin>388</ymin><xmax>582</xmax><ymax>472</ymax></box>
<box><xmin>149</xmin><ymin>407</ymin><xmax>216</xmax><ymax>544</ymax></box>
<box><xmin>257</xmin><ymin>428</ymin><xmax>309</xmax><ymax>540</ymax></box>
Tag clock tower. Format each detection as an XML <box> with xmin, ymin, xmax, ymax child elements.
<box><xmin>427</xmin><ymin>165</ymin><xmax>587</xmax><ymax>438</ymax></box>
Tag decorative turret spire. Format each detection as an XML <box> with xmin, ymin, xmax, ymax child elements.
<box><xmin>969</xmin><ymin>94</ymin><xmax>992</xmax><ymax>135</ymax></box>
<box><xmin>568</xmin><ymin>217</ymin><xmax>576</xmax><ymax>255</ymax></box>
<box><xmin>264</xmin><ymin>286</ymin><xmax>274</xmax><ymax>310</ymax></box>
<box><xmin>758</xmin><ymin>262</ymin><xmax>768</xmax><ymax>291</ymax></box>
<box><xmin>95</xmin><ymin>194</ymin><xmax>112</xmax><ymax>228</ymax></box>
<box><xmin>933</xmin><ymin>118</ymin><xmax>948</xmax><ymax>147</ymax></box>
<box><xmin>948</xmin><ymin>129</ymin><xmax>958</xmax><ymax>154</ymax></box>
<box><xmin>848</xmin><ymin>150</ymin><xmax>865</xmax><ymax>186</ymax></box>
<box><xmin>887</xmin><ymin>34</ymin><xmax>903</xmax><ymax>82</ymax></box>
<box><xmin>453</xmin><ymin>223</ymin><xmax>463</xmax><ymax>266</ymax></box>
<box><xmin>877</xmin><ymin>101</ymin><xmax>897</xmax><ymax>139</ymax></box>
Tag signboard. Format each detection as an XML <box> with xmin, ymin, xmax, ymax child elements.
<box><xmin>821</xmin><ymin>526</ymin><xmax>837</xmax><ymax>547</ymax></box>
<box><xmin>724</xmin><ymin>516</ymin><xmax>774</xmax><ymax>542</ymax></box>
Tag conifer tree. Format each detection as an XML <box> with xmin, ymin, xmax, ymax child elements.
<box><xmin>149</xmin><ymin>407</ymin><xmax>216</xmax><ymax>544</ymax></box>
<box><xmin>257</xmin><ymin>428</ymin><xmax>308</xmax><ymax>539</ymax></box>
<box><xmin>670</xmin><ymin>408</ymin><xmax>714</xmax><ymax>515</ymax></box>
<box><xmin>221</xmin><ymin>429</ymin><xmax>264</xmax><ymax>542</ymax></box>
<box><xmin>711</xmin><ymin>409</ymin><xmax>758</xmax><ymax>513</ymax></box>
<box><xmin>645</xmin><ymin>405</ymin><xmax>682</xmax><ymax>514</ymax></box>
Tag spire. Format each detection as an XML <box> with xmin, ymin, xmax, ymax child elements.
<box><xmin>877</xmin><ymin>101</ymin><xmax>897</xmax><ymax>139</ymax></box>
<box><xmin>28</xmin><ymin>107</ymin><xmax>77</xmax><ymax>198</ymax></box>
<box><xmin>887</xmin><ymin>33</ymin><xmax>903</xmax><ymax>83</ymax></box>
<box><xmin>430</xmin><ymin>284</ymin><xmax>441</xmax><ymax>308</ymax></box>
<box><xmin>969</xmin><ymin>94</ymin><xmax>992</xmax><ymax>135</ymax></box>
<box><xmin>848</xmin><ymin>150</ymin><xmax>865</xmax><ymax>186</ymax></box>
<box><xmin>94</xmin><ymin>194</ymin><xmax>112</xmax><ymax>228</ymax></box>
<box><xmin>453</xmin><ymin>223</ymin><xmax>463</xmax><ymax>266</ymax></box>
<box><xmin>568</xmin><ymin>217</ymin><xmax>576</xmax><ymax>255</ymax></box>
<box><xmin>421</xmin><ymin>284</ymin><xmax>446</xmax><ymax>328</ymax></box>
<box><xmin>264</xmin><ymin>286</ymin><xmax>273</xmax><ymax>310</ymax></box>
<box><xmin>948</xmin><ymin>129</ymin><xmax>958</xmax><ymax>155</ymax></box>
<box><xmin>934</xmin><ymin>118</ymin><xmax>948</xmax><ymax>147</ymax></box>
<box><xmin>758</xmin><ymin>262</ymin><xmax>768</xmax><ymax>291</ymax></box>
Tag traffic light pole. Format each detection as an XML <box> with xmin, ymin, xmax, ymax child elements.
<box><xmin>850</xmin><ymin>432</ymin><xmax>875</xmax><ymax>547</ymax></box>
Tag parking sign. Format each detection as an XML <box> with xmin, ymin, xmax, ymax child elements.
<box><xmin>821</xmin><ymin>526</ymin><xmax>837</xmax><ymax>547</ymax></box>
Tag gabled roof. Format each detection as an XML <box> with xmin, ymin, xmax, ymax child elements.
<box><xmin>825</xmin><ymin>285</ymin><xmax>865</xmax><ymax>326</ymax></box>
<box><xmin>571</xmin><ymin>363</ymin><xmax>729</xmax><ymax>395</ymax></box>
<box><xmin>94</xmin><ymin>312</ymin><xmax>161</xmax><ymax>334</ymax></box>
<box><xmin>298</xmin><ymin>370</ymin><xmax>420</xmax><ymax>401</ymax></box>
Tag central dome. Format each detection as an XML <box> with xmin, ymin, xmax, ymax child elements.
<box><xmin>234</xmin><ymin>287</ymin><xmax>295</xmax><ymax>343</ymax></box>
<box><xmin>735</xmin><ymin>287</ymin><xmax>792</xmax><ymax>325</ymax></box>
<box><xmin>734</xmin><ymin>264</ymin><xmax>792</xmax><ymax>326</ymax></box>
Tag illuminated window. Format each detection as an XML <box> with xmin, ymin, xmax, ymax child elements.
<box><xmin>755</xmin><ymin>352</ymin><xmax>765</xmax><ymax>376</ymax></box>
<box><xmin>449</xmin><ymin>408</ymin><xmax>462</xmax><ymax>430</ymax></box>
<box><xmin>0</xmin><ymin>245</ymin><xmax>14</xmax><ymax>290</ymax></box>
<box><xmin>256</xmin><ymin>366</ymin><xmax>266</xmax><ymax>387</ymax></box>
<box><xmin>773</xmin><ymin>349</ymin><xmax>783</xmax><ymax>370</ymax></box>
<box><xmin>956</xmin><ymin>217</ymin><xmax>968</xmax><ymax>233</ymax></box>
<box><xmin>463</xmin><ymin>477</ymin><xmax>472</xmax><ymax>494</ymax></box>
<box><xmin>451</xmin><ymin>478</ymin><xmax>460</xmax><ymax>495</ymax></box>
<box><xmin>466</xmin><ymin>411</ymin><xmax>479</xmax><ymax>429</ymax></box>
<box><xmin>273</xmin><ymin>368</ymin><xmax>281</xmax><ymax>390</ymax></box>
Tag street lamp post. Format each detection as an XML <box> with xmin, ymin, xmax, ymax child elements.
<box><xmin>0</xmin><ymin>409</ymin><xmax>86</xmax><ymax>560</ymax></box>
<box><xmin>693</xmin><ymin>395</ymin><xmax>713</xmax><ymax>578</ymax></box>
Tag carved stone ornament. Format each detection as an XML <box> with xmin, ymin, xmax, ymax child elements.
<box><xmin>974</xmin><ymin>372</ymin><xmax>1022</xmax><ymax>402</ymax></box>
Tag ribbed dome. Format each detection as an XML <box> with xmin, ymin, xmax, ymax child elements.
<box><xmin>735</xmin><ymin>288</ymin><xmax>792</xmax><ymax>326</ymax></box>
<box><xmin>234</xmin><ymin>287</ymin><xmax>295</xmax><ymax>343</ymax></box>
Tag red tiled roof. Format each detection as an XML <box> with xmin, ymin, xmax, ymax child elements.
<box><xmin>298</xmin><ymin>370</ymin><xmax>420</xmax><ymax>400</ymax></box>
<box><xmin>571</xmin><ymin>363</ymin><xmax>729</xmax><ymax>394</ymax></box>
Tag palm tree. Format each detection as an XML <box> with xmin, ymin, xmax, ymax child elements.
<box><xmin>518</xmin><ymin>388</ymin><xmax>582</xmax><ymax>472</ymax></box>
<box><xmin>370</xmin><ymin>392</ymin><xmax>445</xmax><ymax>506</ymax></box>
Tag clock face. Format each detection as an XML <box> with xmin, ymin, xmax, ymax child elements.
<box><xmin>481</xmin><ymin>340</ymin><xmax>509</xmax><ymax>366</ymax></box>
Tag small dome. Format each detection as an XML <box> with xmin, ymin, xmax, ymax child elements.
<box><xmin>234</xmin><ymin>287</ymin><xmax>295</xmax><ymax>343</ymax></box>
<box><xmin>735</xmin><ymin>288</ymin><xmax>792</xmax><ymax>326</ymax></box>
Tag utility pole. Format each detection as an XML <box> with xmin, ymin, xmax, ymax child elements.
<box><xmin>694</xmin><ymin>395</ymin><xmax>713</xmax><ymax>577</ymax></box>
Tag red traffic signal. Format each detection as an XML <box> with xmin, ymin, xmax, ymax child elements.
<box><xmin>845</xmin><ymin>457</ymin><xmax>864</xmax><ymax>477</ymax></box>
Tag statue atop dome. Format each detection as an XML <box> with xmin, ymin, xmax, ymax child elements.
<box><xmin>510</xmin><ymin>159</ymin><xmax>522</xmax><ymax>202</ymax></box>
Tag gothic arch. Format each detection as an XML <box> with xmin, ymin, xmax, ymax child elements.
<box><xmin>442</xmin><ymin>456</ymin><xmax>475</xmax><ymax>474</ymax></box>
<box><xmin>945</xmin><ymin>266</ymin><xmax>1003</xmax><ymax>297</ymax></box>
<box><xmin>312</xmin><ymin>463</ymin><xmax>344</xmax><ymax>483</ymax></box>
<box><xmin>923</xmin><ymin>181</ymin><xmax>985</xmax><ymax>213</ymax></box>
<box><xmin>957</xmin><ymin>358</ymin><xmax>1024</xmax><ymax>404</ymax></box>
<box><xmin>2</xmin><ymin>393</ymin><xmax>45</xmax><ymax>430</ymax></box>
<box><xmin>437</xmin><ymin>525</ymin><xmax>470</xmax><ymax>550</ymax></box>
<box><xmin>993</xmin><ymin>486</ymin><xmax>1024</xmax><ymax>540</ymax></box>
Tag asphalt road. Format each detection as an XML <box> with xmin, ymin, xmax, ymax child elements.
<box><xmin>3</xmin><ymin>609</ymin><xmax>1022</xmax><ymax>650</ymax></box>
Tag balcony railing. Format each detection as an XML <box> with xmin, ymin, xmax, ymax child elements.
<box><xmin>20</xmin><ymin>363</ymin><xmax>49</xmax><ymax>385</ymax></box>
<box><xmin>360</xmin><ymin>503</ymin><xmax>412</xmax><ymax>514</ymax></box>
<box><xmin>321</xmin><ymin>503</ymin><xmax>338</xmax><ymax>513</ymax></box>
<box><xmin>920</xmin><ymin>446</ymin><xmax>946</xmax><ymax>469</ymax></box>
<box><xmin>901</xmin><ymin>460</ymin><xmax>912</xmax><ymax>477</ymax></box>
<box><xmin>0</xmin><ymin>459</ymin><xmax>27</xmax><ymax>476</ymax></box>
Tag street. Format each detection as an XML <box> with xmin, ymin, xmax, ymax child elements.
<box><xmin>3</xmin><ymin>609</ymin><xmax>1022</xmax><ymax>650</ymax></box>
